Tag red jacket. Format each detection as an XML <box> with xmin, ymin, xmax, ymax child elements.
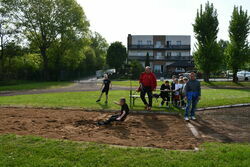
<box><xmin>139</xmin><ymin>72</ymin><xmax>157</xmax><ymax>90</ymax></box>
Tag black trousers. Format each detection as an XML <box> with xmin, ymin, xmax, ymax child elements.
<box><xmin>140</xmin><ymin>86</ymin><xmax>153</xmax><ymax>107</ymax></box>
<box><xmin>160</xmin><ymin>94</ymin><xmax>170</xmax><ymax>106</ymax></box>
<box><xmin>103</xmin><ymin>114</ymin><xmax>120</xmax><ymax>125</ymax></box>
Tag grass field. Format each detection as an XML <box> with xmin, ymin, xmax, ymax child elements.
<box><xmin>0</xmin><ymin>89</ymin><xmax>249</xmax><ymax>111</ymax></box>
<box><xmin>0</xmin><ymin>134</ymin><xmax>249</xmax><ymax>167</ymax></box>
<box><xmin>0</xmin><ymin>81</ymin><xmax>72</xmax><ymax>91</ymax></box>
<box><xmin>112</xmin><ymin>80</ymin><xmax>250</xmax><ymax>87</ymax></box>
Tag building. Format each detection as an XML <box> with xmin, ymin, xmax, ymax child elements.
<box><xmin>127</xmin><ymin>34</ymin><xmax>194</xmax><ymax>77</ymax></box>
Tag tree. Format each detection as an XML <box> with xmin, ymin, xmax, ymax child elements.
<box><xmin>2</xmin><ymin>0</ymin><xmax>89</xmax><ymax>80</ymax></box>
<box><xmin>84</xmin><ymin>46</ymin><xmax>96</xmax><ymax>72</ymax></box>
<box><xmin>226</xmin><ymin>6</ymin><xmax>250</xmax><ymax>82</ymax></box>
<box><xmin>218</xmin><ymin>39</ymin><xmax>229</xmax><ymax>71</ymax></box>
<box><xmin>106</xmin><ymin>42</ymin><xmax>127</xmax><ymax>71</ymax></box>
<box><xmin>130</xmin><ymin>60</ymin><xmax>144</xmax><ymax>79</ymax></box>
<box><xmin>193</xmin><ymin>2</ymin><xmax>222</xmax><ymax>82</ymax></box>
<box><xmin>90</xmin><ymin>32</ymin><xmax>108</xmax><ymax>70</ymax></box>
<box><xmin>145</xmin><ymin>52</ymin><xmax>150</xmax><ymax>67</ymax></box>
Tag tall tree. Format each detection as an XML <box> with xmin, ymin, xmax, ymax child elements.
<box><xmin>218</xmin><ymin>39</ymin><xmax>229</xmax><ymax>71</ymax></box>
<box><xmin>193</xmin><ymin>2</ymin><xmax>222</xmax><ymax>82</ymax></box>
<box><xmin>226</xmin><ymin>6</ymin><xmax>250</xmax><ymax>82</ymax></box>
<box><xmin>106</xmin><ymin>41</ymin><xmax>127</xmax><ymax>71</ymax></box>
<box><xmin>90</xmin><ymin>32</ymin><xmax>108</xmax><ymax>70</ymax></box>
<box><xmin>145</xmin><ymin>52</ymin><xmax>150</xmax><ymax>67</ymax></box>
<box><xmin>2</xmin><ymin>0</ymin><xmax>89</xmax><ymax>80</ymax></box>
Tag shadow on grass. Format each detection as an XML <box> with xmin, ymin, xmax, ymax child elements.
<box><xmin>97</xmin><ymin>102</ymin><xmax>109</xmax><ymax>110</ymax></box>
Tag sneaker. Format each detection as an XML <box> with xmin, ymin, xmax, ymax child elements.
<box><xmin>184</xmin><ymin>117</ymin><xmax>189</xmax><ymax>121</ymax></box>
<box><xmin>191</xmin><ymin>116</ymin><xmax>196</xmax><ymax>120</ymax></box>
<box><xmin>96</xmin><ymin>99</ymin><xmax>100</xmax><ymax>102</ymax></box>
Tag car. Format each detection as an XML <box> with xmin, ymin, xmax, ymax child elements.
<box><xmin>237</xmin><ymin>71</ymin><xmax>250</xmax><ymax>81</ymax></box>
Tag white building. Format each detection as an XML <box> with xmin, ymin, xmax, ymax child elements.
<box><xmin>127</xmin><ymin>34</ymin><xmax>194</xmax><ymax>77</ymax></box>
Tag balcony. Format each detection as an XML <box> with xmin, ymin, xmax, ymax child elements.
<box><xmin>128</xmin><ymin>55</ymin><xmax>192</xmax><ymax>61</ymax></box>
<box><xmin>128</xmin><ymin>45</ymin><xmax>190</xmax><ymax>50</ymax></box>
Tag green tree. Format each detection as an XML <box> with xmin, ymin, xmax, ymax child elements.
<box><xmin>84</xmin><ymin>46</ymin><xmax>96</xmax><ymax>72</ymax></box>
<box><xmin>90</xmin><ymin>32</ymin><xmax>109</xmax><ymax>70</ymax></box>
<box><xmin>130</xmin><ymin>60</ymin><xmax>144</xmax><ymax>79</ymax></box>
<box><xmin>2</xmin><ymin>0</ymin><xmax>89</xmax><ymax>80</ymax></box>
<box><xmin>145</xmin><ymin>52</ymin><xmax>150</xmax><ymax>67</ymax></box>
<box><xmin>218</xmin><ymin>39</ymin><xmax>229</xmax><ymax>71</ymax></box>
<box><xmin>106</xmin><ymin>42</ymin><xmax>127</xmax><ymax>71</ymax></box>
<box><xmin>226</xmin><ymin>6</ymin><xmax>250</xmax><ymax>82</ymax></box>
<box><xmin>193</xmin><ymin>2</ymin><xmax>222</xmax><ymax>82</ymax></box>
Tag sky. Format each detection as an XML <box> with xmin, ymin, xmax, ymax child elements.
<box><xmin>77</xmin><ymin>0</ymin><xmax>250</xmax><ymax>51</ymax></box>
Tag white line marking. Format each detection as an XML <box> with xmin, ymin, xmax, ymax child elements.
<box><xmin>187</xmin><ymin>123</ymin><xmax>200</xmax><ymax>138</ymax></box>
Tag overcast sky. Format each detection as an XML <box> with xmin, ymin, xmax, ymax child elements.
<box><xmin>77</xmin><ymin>0</ymin><xmax>250</xmax><ymax>51</ymax></box>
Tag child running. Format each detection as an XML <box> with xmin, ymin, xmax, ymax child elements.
<box><xmin>98</xmin><ymin>98</ymin><xmax>129</xmax><ymax>125</ymax></box>
<box><xmin>96</xmin><ymin>74</ymin><xmax>112</xmax><ymax>104</ymax></box>
<box><xmin>160</xmin><ymin>80</ymin><xmax>171</xmax><ymax>108</ymax></box>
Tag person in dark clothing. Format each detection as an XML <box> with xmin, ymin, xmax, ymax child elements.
<box><xmin>96</xmin><ymin>74</ymin><xmax>112</xmax><ymax>104</ymax></box>
<box><xmin>139</xmin><ymin>66</ymin><xmax>157</xmax><ymax>111</ymax></box>
<box><xmin>171</xmin><ymin>78</ymin><xmax>178</xmax><ymax>105</ymax></box>
<box><xmin>184</xmin><ymin>72</ymin><xmax>201</xmax><ymax>121</ymax></box>
<box><xmin>160</xmin><ymin>80</ymin><xmax>171</xmax><ymax>107</ymax></box>
<box><xmin>98</xmin><ymin>98</ymin><xmax>129</xmax><ymax>125</ymax></box>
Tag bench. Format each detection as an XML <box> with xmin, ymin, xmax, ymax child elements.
<box><xmin>129</xmin><ymin>94</ymin><xmax>158</xmax><ymax>106</ymax></box>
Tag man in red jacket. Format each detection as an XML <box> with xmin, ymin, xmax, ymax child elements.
<box><xmin>139</xmin><ymin>66</ymin><xmax>157</xmax><ymax>110</ymax></box>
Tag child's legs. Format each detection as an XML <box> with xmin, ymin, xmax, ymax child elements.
<box><xmin>98</xmin><ymin>92</ymin><xmax>104</xmax><ymax>100</ymax></box>
<box><xmin>105</xmin><ymin>90</ymin><xmax>109</xmax><ymax>102</ymax></box>
<box><xmin>104</xmin><ymin>115</ymin><xmax>119</xmax><ymax>125</ymax></box>
<box><xmin>166</xmin><ymin>96</ymin><xmax>170</xmax><ymax>106</ymax></box>
<box><xmin>160</xmin><ymin>94</ymin><xmax>166</xmax><ymax>105</ymax></box>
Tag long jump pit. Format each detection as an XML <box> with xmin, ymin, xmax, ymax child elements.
<box><xmin>0</xmin><ymin>107</ymin><xmax>199</xmax><ymax>150</ymax></box>
<box><xmin>0</xmin><ymin>106</ymin><xmax>249</xmax><ymax>150</ymax></box>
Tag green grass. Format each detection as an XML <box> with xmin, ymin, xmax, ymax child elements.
<box><xmin>112</xmin><ymin>80</ymin><xmax>250</xmax><ymax>87</ymax></box>
<box><xmin>0</xmin><ymin>134</ymin><xmax>249</xmax><ymax>167</ymax></box>
<box><xmin>0</xmin><ymin>81</ymin><xmax>72</xmax><ymax>91</ymax></box>
<box><xmin>0</xmin><ymin>89</ymin><xmax>249</xmax><ymax>110</ymax></box>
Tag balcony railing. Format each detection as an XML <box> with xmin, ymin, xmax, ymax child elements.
<box><xmin>128</xmin><ymin>45</ymin><xmax>190</xmax><ymax>50</ymax></box>
<box><xmin>128</xmin><ymin>55</ymin><xmax>192</xmax><ymax>61</ymax></box>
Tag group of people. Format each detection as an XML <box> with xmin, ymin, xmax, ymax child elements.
<box><xmin>96</xmin><ymin>66</ymin><xmax>201</xmax><ymax>125</ymax></box>
<box><xmin>139</xmin><ymin>66</ymin><xmax>201</xmax><ymax>121</ymax></box>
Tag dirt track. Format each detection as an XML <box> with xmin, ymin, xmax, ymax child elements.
<box><xmin>0</xmin><ymin>107</ymin><xmax>199</xmax><ymax>150</ymax></box>
<box><xmin>0</xmin><ymin>107</ymin><xmax>249</xmax><ymax>150</ymax></box>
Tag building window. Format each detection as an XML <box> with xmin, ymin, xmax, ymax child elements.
<box><xmin>155</xmin><ymin>41</ymin><xmax>162</xmax><ymax>48</ymax></box>
<box><xmin>147</xmin><ymin>40</ymin><xmax>152</xmax><ymax>45</ymax></box>
<box><xmin>154</xmin><ymin>65</ymin><xmax>161</xmax><ymax>73</ymax></box>
<box><xmin>177</xmin><ymin>52</ymin><xmax>181</xmax><ymax>56</ymax></box>
<box><xmin>167</xmin><ymin>52</ymin><xmax>171</xmax><ymax>57</ymax></box>
<box><xmin>156</xmin><ymin>52</ymin><xmax>163</xmax><ymax>59</ymax></box>
<box><xmin>138</xmin><ymin>40</ymin><xmax>142</xmax><ymax>45</ymax></box>
<box><xmin>176</xmin><ymin>41</ymin><xmax>181</xmax><ymax>45</ymax></box>
<box><xmin>166</xmin><ymin>41</ymin><xmax>171</xmax><ymax>46</ymax></box>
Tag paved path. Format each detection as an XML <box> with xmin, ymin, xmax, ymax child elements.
<box><xmin>0</xmin><ymin>77</ymin><xmax>131</xmax><ymax>96</ymax></box>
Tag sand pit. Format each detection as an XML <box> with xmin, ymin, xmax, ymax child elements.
<box><xmin>0</xmin><ymin>107</ymin><xmax>199</xmax><ymax>150</ymax></box>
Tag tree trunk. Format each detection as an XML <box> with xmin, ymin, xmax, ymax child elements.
<box><xmin>204</xmin><ymin>72</ymin><xmax>210</xmax><ymax>82</ymax></box>
<box><xmin>40</xmin><ymin>47</ymin><xmax>49</xmax><ymax>81</ymax></box>
<box><xmin>232</xmin><ymin>69</ymin><xmax>238</xmax><ymax>82</ymax></box>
